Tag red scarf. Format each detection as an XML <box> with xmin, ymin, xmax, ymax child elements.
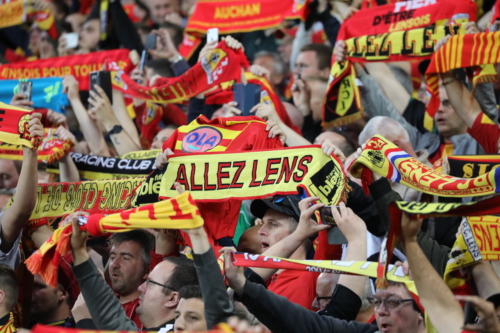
<box><xmin>186</xmin><ymin>0</ymin><xmax>310</xmax><ymax>34</ymax></box>
<box><xmin>0</xmin><ymin>102</ymin><xmax>41</xmax><ymax>149</ymax></box>
<box><xmin>0</xmin><ymin>50</ymin><xmax>133</xmax><ymax>90</ymax></box>
<box><xmin>110</xmin><ymin>41</ymin><xmax>249</xmax><ymax>103</ymax></box>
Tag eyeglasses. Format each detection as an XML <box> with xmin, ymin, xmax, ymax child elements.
<box><xmin>146</xmin><ymin>278</ymin><xmax>176</xmax><ymax>292</ymax></box>
<box><xmin>367</xmin><ymin>297</ymin><xmax>415</xmax><ymax>309</ymax></box>
<box><xmin>271</xmin><ymin>195</ymin><xmax>301</xmax><ymax>219</ymax></box>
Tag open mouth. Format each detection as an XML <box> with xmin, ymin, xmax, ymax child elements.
<box><xmin>380</xmin><ymin>323</ymin><xmax>391</xmax><ymax>332</ymax></box>
<box><xmin>261</xmin><ymin>242</ymin><xmax>270</xmax><ymax>251</ymax></box>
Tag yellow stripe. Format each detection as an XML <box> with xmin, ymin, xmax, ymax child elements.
<box><xmin>450</xmin><ymin>37</ymin><xmax>457</xmax><ymax>71</ymax></box>
<box><xmin>490</xmin><ymin>32</ymin><xmax>500</xmax><ymax>63</ymax></box>
<box><xmin>484</xmin><ymin>33</ymin><xmax>493</xmax><ymax>65</ymax></box>
<box><xmin>478</xmin><ymin>32</ymin><xmax>485</xmax><ymax>67</ymax></box>
<box><xmin>455</xmin><ymin>35</ymin><xmax>464</xmax><ymax>69</ymax></box>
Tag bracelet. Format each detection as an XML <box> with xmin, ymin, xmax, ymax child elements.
<box><xmin>442</xmin><ymin>77</ymin><xmax>457</xmax><ymax>86</ymax></box>
<box><xmin>168</xmin><ymin>54</ymin><xmax>183</xmax><ymax>64</ymax></box>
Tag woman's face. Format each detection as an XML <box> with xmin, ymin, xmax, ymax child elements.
<box><xmin>79</xmin><ymin>19</ymin><xmax>100</xmax><ymax>52</ymax></box>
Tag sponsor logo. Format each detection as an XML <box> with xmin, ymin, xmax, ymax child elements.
<box><xmin>308</xmin><ymin>160</ymin><xmax>343</xmax><ymax>204</ymax></box>
<box><xmin>182</xmin><ymin>126</ymin><xmax>222</xmax><ymax>153</ymax></box>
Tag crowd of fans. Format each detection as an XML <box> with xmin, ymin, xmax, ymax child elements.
<box><xmin>0</xmin><ymin>0</ymin><xmax>499</xmax><ymax>332</ymax></box>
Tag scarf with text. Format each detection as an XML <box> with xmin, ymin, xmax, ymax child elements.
<box><xmin>445</xmin><ymin>155</ymin><xmax>500</xmax><ymax>178</ymax></box>
<box><xmin>324</xmin><ymin>23</ymin><xmax>468</xmax><ymax>128</ymax></box>
<box><xmin>0</xmin><ymin>50</ymin><xmax>133</xmax><ymax>90</ymax></box>
<box><xmin>349</xmin><ymin>135</ymin><xmax>500</xmax><ymax>197</ymax></box>
<box><xmin>0</xmin><ymin>102</ymin><xmax>40</xmax><ymax>149</ymax></box>
<box><xmin>425</xmin><ymin>32</ymin><xmax>500</xmax><ymax>128</ymax></box>
<box><xmin>231</xmin><ymin>252</ymin><xmax>424</xmax><ymax>312</ymax></box>
<box><xmin>46</xmin><ymin>151</ymin><xmax>155</xmax><ymax>180</ymax></box>
<box><xmin>157</xmin><ymin>146</ymin><xmax>349</xmax><ymax>206</ymax></box>
<box><xmin>26</xmin><ymin>192</ymin><xmax>202</xmax><ymax>288</ymax></box>
<box><xmin>0</xmin><ymin>128</ymin><xmax>73</xmax><ymax>164</ymax></box>
<box><xmin>178</xmin><ymin>33</ymin><xmax>202</xmax><ymax>60</ymax></box>
<box><xmin>8</xmin><ymin>177</ymin><xmax>146</xmax><ymax>233</ymax></box>
<box><xmin>30</xmin><ymin>323</ymin><xmax>235</xmax><ymax>333</ymax></box>
<box><xmin>110</xmin><ymin>41</ymin><xmax>248</xmax><ymax>103</ymax></box>
<box><xmin>0</xmin><ymin>78</ymin><xmax>69</xmax><ymax>114</ymax></box>
<box><xmin>185</xmin><ymin>0</ymin><xmax>310</xmax><ymax>35</ymax></box>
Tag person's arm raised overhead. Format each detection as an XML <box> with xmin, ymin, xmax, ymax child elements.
<box><xmin>63</xmin><ymin>75</ymin><xmax>110</xmax><ymax>157</ymax></box>
<box><xmin>400</xmin><ymin>213</ymin><xmax>463</xmax><ymax>333</ymax></box>
<box><xmin>0</xmin><ymin>113</ymin><xmax>43</xmax><ymax>255</ymax></box>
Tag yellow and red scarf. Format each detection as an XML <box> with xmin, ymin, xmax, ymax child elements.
<box><xmin>0</xmin><ymin>313</ymin><xmax>16</xmax><ymax>333</ymax></box>
<box><xmin>0</xmin><ymin>50</ymin><xmax>133</xmax><ymax>90</ymax></box>
<box><xmin>0</xmin><ymin>102</ymin><xmax>41</xmax><ymax>149</ymax></box>
<box><xmin>445</xmin><ymin>155</ymin><xmax>500</xmax><ymax>178</ymax></box>
<box><xmin>26</xmin><ymin>192</ymin><xmax>202</xmax><ymax>288</ymax></box>
<box><xmin>0</xmin><ymin>128</ymin><xmax>73</xmax><ymax>164</ymax></box>
<box><xmin>349</xmin><ymin>135</ymin><xmax>500</xmax><ymax>197</ymax></box>
<box><xmin>185</xmin><ymin>0</ymin><xmax>310</xmax><ymax>35</ymax></box>
<box><xmin>425</xmin><ymin>32</ymin><xmax>500</xmax><ymax>128</ymax></box>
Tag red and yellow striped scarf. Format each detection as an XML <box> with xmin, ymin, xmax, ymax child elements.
<box><xmin>0</xmin><ymin>313</ymin><xmax>16</xmax><ymax>333</ymax></box>
<box><xmin>0</xmin><ymin>102</ymin><xmax>41</xmax><ymax>149</ymax></box>
<box><xmin>26</xmin><ymin>192</ymin><xmax>203</xmax><ymax>288</ymax></box>
<box><xmin>425</xmin><ymin>32</ymin><xmax>500</xmax><ymax>127</ymax></box>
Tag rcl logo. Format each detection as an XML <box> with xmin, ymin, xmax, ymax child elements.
<box><xmin>212</xmin><ymin>57</ymin><xmax>229</xmax><ymax>82</ymax></box>
<box><xmin>182</xmin><ymin>126</ymin><xmax>222</xmax><ymax>153</ymax></box>
<box><xmin>394</xmin><ymin>0</ymin><xmax>436</xmax><ymax>12</ymax></box>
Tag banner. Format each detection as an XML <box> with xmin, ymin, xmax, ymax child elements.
<box><xmin>6</xmin><ymin>177</ymin><xmax>146</xmax><ymax>226</ymax></box>
<box><xmin>26</xmin><ymin>192</ymin><xmax>203</xmax><ymax>288</ymax></box>
<box><xmin>0</xmin><ymin>50</ymin><xmax>133</xmax><ymax>90</ymax></box>
<box><xmin>110</xmin><ymin>41</ymin><xmax>248</xmax><ymax>103</ymax></box>
<box><xmin>0</xmin><ymin>78</ymin><xmax>69</xmax><ymax>114</ymax></box>
<box><xmin>338</xmin><ymin>0</ymin><xmax>476</xmax><ymax>40</ymax></box>
<box><xmin>185</xmin><ymin>0</ymin><xmax>310</xmax><ymax>34</ymax></box>
<box><xmin>349</xmin><ymin>135</ymin><xmax>500</xmax><ymax>197</ymax></box>
<box><xmin>0</xmin><ymin>128</ymin><xmax>73</xmax><ymax>163</ymax></box>
<box><xmin>446</xmin><ymin>155</ymin><xmax>500</xmax><ymax>178</ymax></box>
<box><xmin>47</xmin><ymin>152</ymin><xmax>155</xmax><ymax>180</ymax></box>
<box><xmin>426</xmin><ymin>31</ymin><xmax>500</xmax><ymax>127</ymax></box>
<box><xmin>158</xmin><ymin>146</ymin><xmax>349</xmax><ymax>206</ymax></box>
<box><xmin>0</xmin><ymin>101</ymin><xmax>40</xmax><ymax>149</ymax></box>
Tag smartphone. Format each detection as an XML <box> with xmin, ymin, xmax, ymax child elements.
<box><xmin>463</xmin><ymin>301</ymin><xmax>477</xmax><ymax>326</ymax></box>
<box><xmin>64</xmin><ymin>32</ymin><xmax>79</xmax><ymax>49</ymax></box>
<box><xmin>145</xmin><ymin>34</ymin><xmax>157</xmax><ymax>50</ymax></box>
<box><xmin>320</xmin><ymin>206</ymin><xmax>340</xmax><ymax>225</ymax></box>
<box><xmin>18</xmin><ymin>81</ymin><xmax>32</xmax><ymax>101</ymax></box>
<box><xmin>89</xmin><ymin>71</ymin><xmax>113</xmax><ymax>104</ymax></box>
<box><xmin>207</xmin><ymin>28</ymin><xmax>219</xmax><ymax>43</ymax></box>
<box><xmin>233</xmin><ymin>83</ymin><xmax>261</xmax><ymax>116</ymax></box>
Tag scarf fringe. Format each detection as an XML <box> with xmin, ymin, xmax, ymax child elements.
<box><xmin>360</xmin><ymin>167</ymin><xmax>374</xmax><ymax>196</ymax></box>
<box><xmin>322</xmin><ymin>112</ymin><xmax>363</xmax><ymax>130</ymax></box>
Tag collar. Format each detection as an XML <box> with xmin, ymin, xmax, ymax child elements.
<box><xmin>0</xmin><ymin>313</ymin><xmax>9</xmax><ymax>326</ymax></box>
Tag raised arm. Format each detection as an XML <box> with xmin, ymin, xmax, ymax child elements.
<box><xmin>401</xmin><ymin>214</ymin><xmax>463</xmax><ymax>333</ymax></box>
<box><xmin>63</xmin><ymin>76</ymin><xmax>110</xmax><ymax>157</ymax></box>
<box><xmin>110</xmin><ymin>88</ymin><xmax>141</xmax><ymax>148</ymax></box>
<box><xmin>0</xmin><ymin>113</ymin><xmax>43</xmax><ymax>254</ymax></box>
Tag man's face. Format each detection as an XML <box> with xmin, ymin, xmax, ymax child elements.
<box><xmin>312</xmin><ymin>273</ymin><xmax>339</xmax><ymax>311</ymax></box>
<box><xmin>149</xmin><ymin>0</ymin><xmax>178</xmax><ymax>24</ymax></box>
<box><xmin>253</xmin><ymin>55</ymin><xmax>284</xmax><ymax>86</ymax></box>
<box><xmin>174</xmin><ymin>298</ymin><xmax>207</xmax><ymax>332</ymax></box>
<box><xmin>79</xmin><ymin>19</ymin><xmax>100</xmax><ymax>52</ymax></box>
<box><xmin>374</xmin><ymin>285</ymin><xmax>423</xmax><ymax>333</ymax></box>
<box><xmin>293</xmin><ymin>51</ymin><xmax>320</xmax><ymax>78</ymax></box>
<box><xmin>434</xmin><ymin>86</ymin><xmax>467</xmax><ymax>139</ymax></box>
<box><xmin>31</xmin><ymin>274</ymin><xmax>62</xmax><ymax>317</ymax></box>
<box><xmin>278</xmin><ymin>35</ymin><xmax>293</xmax><ymax>67</ymax></box>
<box><xmin>151</xmin><ymin>128</ymin><xmax>176</xmax><ymax>150</ymax></box>
<box><xmin>0</xmin><ymin>160</ymin><xmax>19</xmax><ymax>189</ymax></box>
<box><xmin>109</xmin><ymin>241</ymin><xmax>148</xmax><ymax>296</ymax></box>
<box><xmin>258</xmin><ymin>209</ymin><xmax>295</xmax><ymax>252</ymax></box>
<box><xmin>137</xmin><ymin>261</ymin><xmax>177</xmax><ymax>326</ymax></box>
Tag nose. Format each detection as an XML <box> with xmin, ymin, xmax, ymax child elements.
<box><xmin>138</xmin><ymin>281</ymin><xmax>147</xmax><ymax>294</ymax></box>
<box><xmin>110</xmin><ymin>257</ymin><xmax>120</xmax><ymax>269</ymax></box>
<box><xmin>258</xmin><ymin>225</ymin><xmax>267</xmax><ymax>237</ymax></box>
<box><xmin>376</xmin><ymin>302</ymin><xmax>390</xmax><ymax>317</ymax></box>
<box><xmin>174</xmin><ymin>317</ymin><xmax>185</xmax><ymax>332</ymax></box>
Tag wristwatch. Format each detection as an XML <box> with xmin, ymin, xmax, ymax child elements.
<box><xmin>108</xmin><ymin>125</ymin><xmax>123</xmax><ymax>135</ymax></box>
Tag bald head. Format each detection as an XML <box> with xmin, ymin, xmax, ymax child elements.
<box><xmin>312</xmin><ymin>273</ymin><xmax>340</xmax><ymax>310</ymax></box>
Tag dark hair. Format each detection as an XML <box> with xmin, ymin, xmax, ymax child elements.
<box><xmin>159</xmin><ymin>22</ymin><xmax>184</xmax><ymax>47</ymax></box>
<box><xmin>163</xmin><ymin>257</ymin><xmax>198</xmax><ymax>295</ymax></box>
<box><xmin>179</xmin><ymin>285</ymin><xmax>202</xmax><ymax>300</ymax></box>
<box><xmin>300</xmin><ymin>44</ymin><xmax>333</xmax><ymax>71</ymax></box>
<box><xmin>109</xmin><ymin>230</ymin><xmax>155</xmax><ymax>271</ymax></box>
<box><xmin>51</xmin><ymin>0</ymin><xmax>70</xmax><ymax>17</ymax></box>
<box><xmin>0</xmin><ymin>264</ymin><xmax>18</xmax><ymax>312</ymax></box>
<box><xmin>146</xmin><ymin>58</ymin><xmax>174</xmax><ymax>78</ymax></box>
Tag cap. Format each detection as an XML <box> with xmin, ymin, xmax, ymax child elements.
<box><xmin>250</xmin><ymin>194</ymin><xmax>302</xmax><ymax>222</ymax></box>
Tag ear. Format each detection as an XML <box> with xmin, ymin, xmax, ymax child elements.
<box><xmin>164</xmin><ymin>291</ymin><xmax>180</xmax><ymax>309</ymax></box>
<box><xmin>0</xmin><ymin>290</ymin><xmax>5</xmax><ymax>306</ymax></box>
<box><xmin>58</xmin><ymin>288</ymin><xmax>68</xmax><ymax>302</ymax></box>
<box><xmin>393</xmin><ymin>139</ymin><xmax>401</xmax><ymax>148</ymax></box>
<box><xmin>417</xmin><ymin>311</ymin><xmax>424</xmax><ymax>322</ymax></box>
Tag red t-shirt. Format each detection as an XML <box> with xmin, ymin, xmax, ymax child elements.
<box><xmin>467</xmin><ymin>111</ymin><xmax>500</xmax><ymax>154</ymax></box>
<box><xmin>161</xmin><ymin>115</ymin><xmax>282</xmax><ymax>247</ymax></box>
<box><xmin>122</xmin><ymin>298</ymin><xmax>142</xmax><ymax>329</ymax></box>
<box><xmin>267</xmin><ymin>269</ymin><xmax>319</xmax><ymax>311</ymax></box>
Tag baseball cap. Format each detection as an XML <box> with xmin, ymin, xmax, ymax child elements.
<box><xmin>250</xmin><ymin>194</ymin><xmax>302</xmax><ymax>222</ymax></box>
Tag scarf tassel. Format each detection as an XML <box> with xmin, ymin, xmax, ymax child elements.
<box><xmin>360</xmin><ymin>167</ymin><xmax>374</xmax><ymax>196</ymax></box>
